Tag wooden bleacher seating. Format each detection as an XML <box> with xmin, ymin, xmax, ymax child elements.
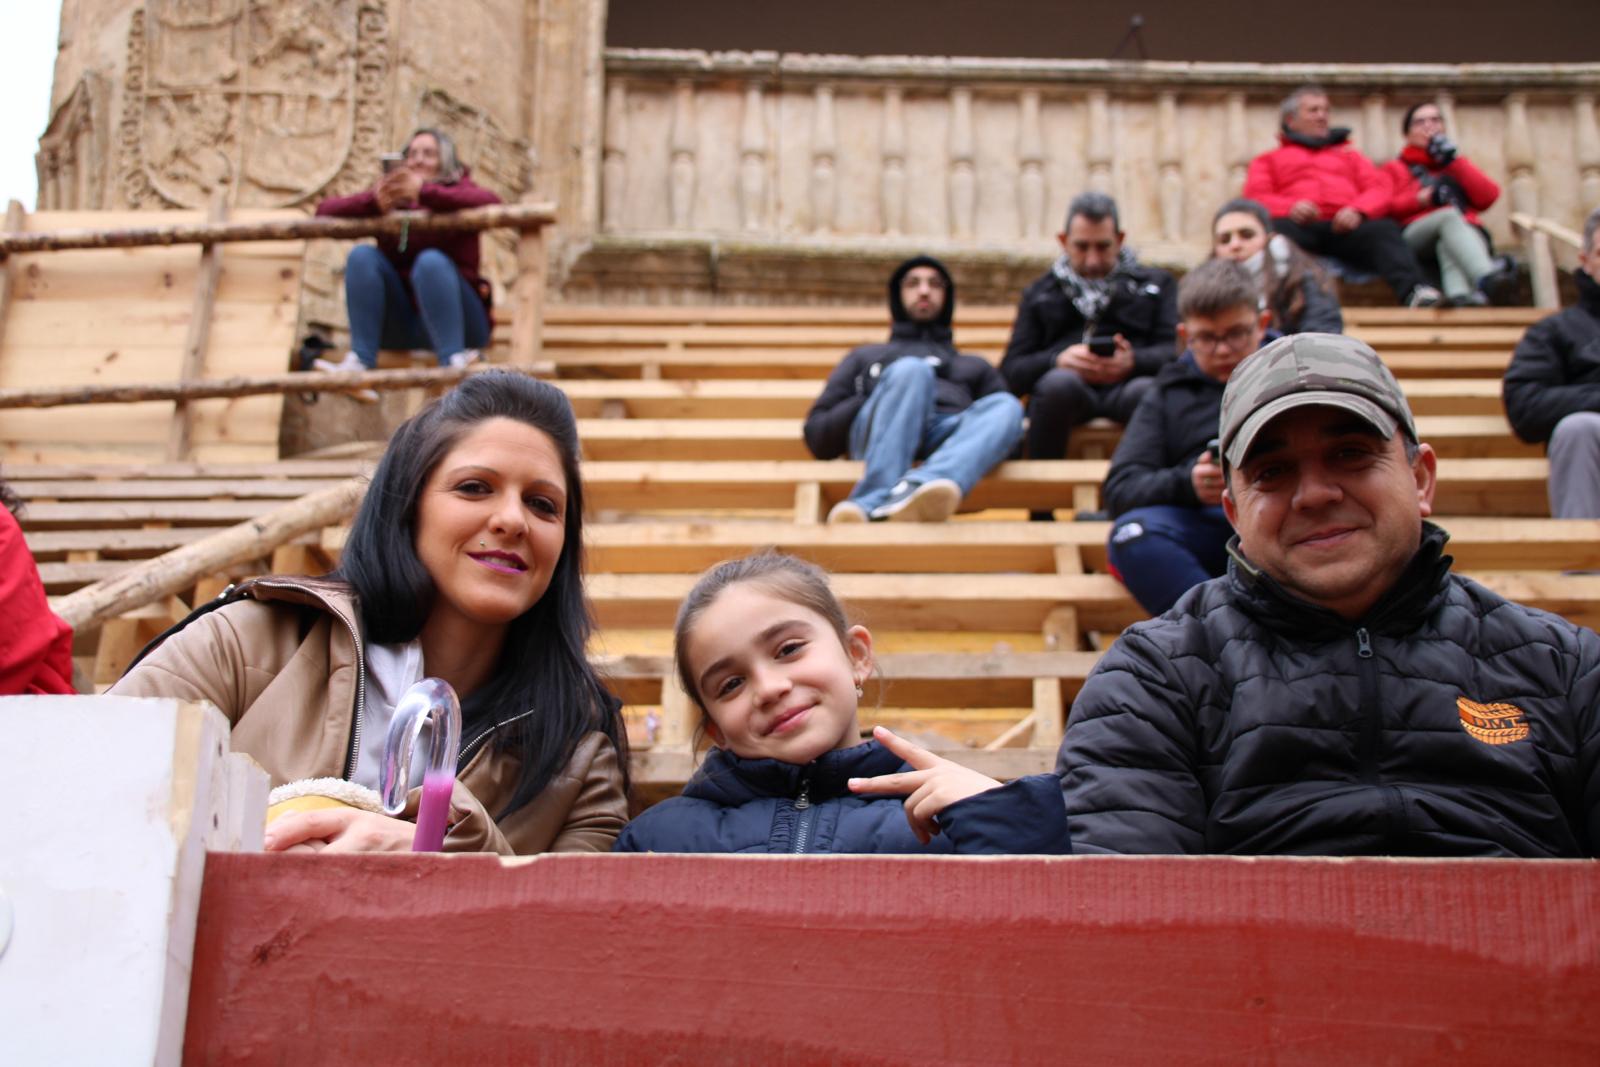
<box><xmin>12</xmin><ymin>299</ymin><xmax>1585</xmax><ymax>788</ymax></box>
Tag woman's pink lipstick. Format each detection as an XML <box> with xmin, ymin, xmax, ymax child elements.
<box><xmin>469</xmin><ymin>550</ymin><xmax>527</xmax><ymax>575</ymax></box>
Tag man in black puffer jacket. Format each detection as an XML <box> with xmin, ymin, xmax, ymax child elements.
<box><xmin>1059</xmin><ymin>332</ymin><xmax>1600</xmax><ymax>856</ymax></box>
<box><xmin>804</xmin><ymin>255</ymin><xmax>1023</xmax><ymax>523</ymax></box>
<box><xmin>1503</xmin><ymin>207</ymin><xmax>1600</xmax><ymax>518</ymax></box>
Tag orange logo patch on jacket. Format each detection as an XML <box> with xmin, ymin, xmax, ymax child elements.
<box><xmin>1456</xmin><ymin>697</ymin><xmax>1530</xmax><ymax>745</ymax></box>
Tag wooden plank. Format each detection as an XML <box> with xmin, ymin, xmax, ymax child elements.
<box><xmin>0</xmin><ymin>200</ymin><xmax>26</xmax><ymax>351</ymax></box>
<box><xmin>185</xmin><ymin>854</ymin><xmax>1600</xmax><ymax>1062</ymax></box>
<box><xmin>170</xmin><ymin>193</ymin><xmax>230</xmax><ymax>461</ymax></box>
<box><xmin>508</xmin><ymin>215</ymin><xmax>546</xmax><ymax>366</ymax></box>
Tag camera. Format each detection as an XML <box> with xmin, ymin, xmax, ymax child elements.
<box><xmin>1427</xmin><ymin>133</ymin><xmax>1457</xmax><ymax>166</ymax></box>
<box><xmin>380</xmin><ymin>152</ymin><xmax>405</xmax><ymax>174</ymax></box>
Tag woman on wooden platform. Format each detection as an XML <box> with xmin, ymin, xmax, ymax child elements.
<box><xmin>1211</xmin><ymin>198</ymin><xmax>1343</xmax><ymax>336</ymax></box>
<box><xmin>0</xmin><ymin>474</ymin><xmax>75</xmax><ymax>695</ymax></box>
<box><xmin>112</xmin><ymin>372</ymin><xmax>631</xmax><ymax>854</ymax></box>
<box><xmin>314</xmin><ymin>128</ymin><xmax>501</xmax><ymax>372</ymax></box>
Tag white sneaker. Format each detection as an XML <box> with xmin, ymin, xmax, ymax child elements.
<box><xmin>447</xmin><ymin>349</ymin><xmax>483</xmax><ymax>369</ymax></box>
<box><xmin>314</xmin><ymin>350</ymin><xmax>367</xmax><ymax>373</ymax></box>
<box><xmin>827</xmin><ymin>499</ymin><xmax>870</xmax><ymax>524</ymax></box>
<box><xmin>1406</xmin><ymin>285</ymin><xmax>1445</xmax><ymax>309</ymax></box>
<box><xmin>872</xmin><ymin>478</ymin><xmax>962</xmax><ymax>522</ymax></box>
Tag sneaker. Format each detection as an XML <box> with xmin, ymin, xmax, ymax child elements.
<box><xmin>1476</xmin><ymin>257</ymin><xmax>1519</xmax><ymax>306</ymax></box>
<box><xmin>826</xmin><ymin>499</ymin><xmax>870</xmax><ymax>524</ymax></box>
<box><xmin>1452</xmin><ymin>291</ymin><xmax>1490</xmax><ymax>308</ymax></box>
<box><xmin>1406</xmin><ymin>284</ymin><xmax>1445</xmax><ymax>308</ymax></box>
<box><xmin>871</xmin><ymin>478</ymin><xmax>962</xmax><ymax>522</ymax></box>
<box><xmin>313</xmin><ymin>350</ymin><xmax>367</xmax><ymax>373</ymax></box>
<box><xmin>447</xmin><ymin>348</ymin><xmax>483</xmax><ymax>369</ymax></box>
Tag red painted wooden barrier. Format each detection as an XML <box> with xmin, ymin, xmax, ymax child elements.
<box><xmin>185</xmin><ymin>854</ymin><xmax>1600</xmax><ymax>1065</ymax></box>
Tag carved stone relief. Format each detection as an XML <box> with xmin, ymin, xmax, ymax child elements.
<box><xmin>117</xmin><ymin>0</ymin><xmax>391</xmax><ymax>208</ymax></box>
<box><xmin>37</xmin><ymin>72</ymin><xmax>111</xmax><ymax>210</ymax></box>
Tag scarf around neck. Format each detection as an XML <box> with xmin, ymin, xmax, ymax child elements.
<box><xmin>1051</xmin><ymin>244</ymin><xmax>1138</xmax><ymax>325</ymax></box>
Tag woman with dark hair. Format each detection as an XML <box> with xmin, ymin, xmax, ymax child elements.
<box><xmin>0</xmin><ymin>474</ymin><xmax>75</xmax><ymax>695</ymax></box>
<box><xmin>112</xmin><ymin>372</ymin><xmax>630</xmax><ymax>854</ymax></box>
<box><xmin>1211</xmin><ymin>198</ymin><xmax>1343</xmax><ymax>335</ymax></box>
<box><xmin>314</xmin><ymin>127</ymin><xmax>502</xmax><ymax>372</ymax></box>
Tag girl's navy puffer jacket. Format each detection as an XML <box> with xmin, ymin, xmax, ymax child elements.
<box><xmin>614</xmin><ymin>740</ymin><xmax>1071</xmax><ymax>854</ymax></box>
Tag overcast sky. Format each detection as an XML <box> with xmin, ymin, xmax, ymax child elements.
<box><xmin>0</xmin><ymin>4</ymin><xmax>63</xmax><ymax>210</ymax></box>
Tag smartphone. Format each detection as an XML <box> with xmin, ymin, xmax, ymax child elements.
<box><xmin>1203</xmin><ymin>437</ymin><xmax>1221</xmax><ymax>464</ymax></box>
<box><xmin>380</xmin><ymin>152</ymin><xmax>405</xmax><ymax>174</ymax></box>
<box><xmin>1087</xmin><ymin>335</ymin><xmax>1118</xmax><ymax>357</ymax></box>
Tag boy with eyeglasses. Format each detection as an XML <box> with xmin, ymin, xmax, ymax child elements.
<box><xmin>1101</xmin><ymin>259</ymin><xmax>1273</xmax><ymax>614</ymax></box>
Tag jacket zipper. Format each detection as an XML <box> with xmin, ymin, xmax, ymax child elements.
<box><xmin>455</xmin><ymin>708</ymin><xmax>537</xmax><ymax>772</ymax></box>
<box><xmin>790</xmin><ymin>772</ymin><xmax>816</xmax><ymax>854</ymax></box>
<box><xmin>1353</xmin><ymin>626</ymin><xmax>1407</xmax><ymax>839</ymax></box>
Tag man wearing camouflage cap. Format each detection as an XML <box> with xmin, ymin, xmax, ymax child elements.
<box><xmin>1056</xmin><ymin>332</ymin><xmax>1600</xmax><ymax>856</ymax></box>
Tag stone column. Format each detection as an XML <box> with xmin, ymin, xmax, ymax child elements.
<box><xmin>1225</xmin><ymin>91</ymin><xmax>1251</xmax><ymax>190</ymax></box>
<box><xmin>1504</xmin><ymin>93</ymin><xmax>1539</xmax><ymax>219</ymax></box>
<box><xmin>738</xmin><ymin>84</ymin><xmax>768</xmax><ymax>232</ymax></box>
<box><xmin>668</xmin><ymin>79</ymin><xmax>697</xmax><ymax>230</ymax></box>
<box><xmin>811</xmin><ymin>85</ymin><xmax>837</xmax><ymax>235</ymax></box>
<box><xmin>601</xmin><ymin>80</ymin><xmax>627</xmax><ymax>232</ymax></box>
<box><xmin>1017</xmin><ymin>89</ymin><xmax>1045</xmax><ymax>240</ymax></box>
<box><xmin>881</xmin><ymin>87</ymin><xmax>906</xmax><ymax>236</ymax></box>
<box><xmin>948</xmin><ymin>87</ymin><xmax>976</xmax><ymax>239</ymax></box>
<box><xmin>1576</xmin><ymin>95</ymin><xmax>1600</xmax><ymax>219</ymax></box>
<box><xmin>1157</xmin><ymin>91</ymin><xmax>1182</xmax><ymax>242</ymax></box>
<box><xmin>1361</xmin><ymin>93</ymin><xmax>1389</xmax><ymax>159</ymax></box>
<box><xmin>1086</xmin><ymin>90</ymin><xmax>1112</xmax><ymax>192</ymax></box>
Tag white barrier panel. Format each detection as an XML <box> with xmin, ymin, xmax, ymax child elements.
<box><xmin>0</xmin><ymin>697</ymin><xmax>266</xmax><ymax>1066</ymax></box>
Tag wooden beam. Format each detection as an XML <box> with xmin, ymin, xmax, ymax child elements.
<box><xmin>0</xmin><ymin>364</ymin><xmax>516</xmax><ymax>409</ymax></box>
<box><xmin>50</xmin><ymin>479</ymin><xmax>367</xmax><ymax>632</ymax></box>
<box><xmin>0</xmin><ymin>202</ymin><xmax>558</xmax><ymax>256</ymax></box>
<box><xmin>508</xmin><ymin>204</ymin><xmax>547</xmax><ymax>366</ymax></box>
<box><xmin>0</xmin><ymin>199</ymin><xmax>25</xmax><ymax>351</ymax></box>
<box><xmin>168</xmin><ymin>191</ymin><xmax>229</xmax><ymax>461</ymax></box>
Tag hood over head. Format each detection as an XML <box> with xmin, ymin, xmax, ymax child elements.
<box><xmin>887</xmin><ymin>255</ymin><xmax>956</xmax><ymax>341</ymax></box>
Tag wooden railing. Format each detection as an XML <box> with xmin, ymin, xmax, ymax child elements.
<box><xmin>1510</xmin><ymin>211</ymin><xmax>1587</xmax><ymax>309</ymax></box>
<box><xmin>0</xmin><ymin>201</ymin><xmax>556</xmax><ymax>459</ymax></box>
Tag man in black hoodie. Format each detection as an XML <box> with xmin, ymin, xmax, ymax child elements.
<box><xmin>803</xmin><ymin>256</ymin><xmax>1023</xmax><ymax>523</ymax></box>
<box><xmin>1503</xmin><ymin>206</ymin><xmax>1600</xmax><ymax>518</ymax></box>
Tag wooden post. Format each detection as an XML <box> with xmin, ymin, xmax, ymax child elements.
<box><xmin>1030</xmin><ymin>676</ymin><xmax>1066</xmax><ymax>751</ymax></box>
<box><xmin>657</xmin><ymin>671</ymin><xmax>696</xmax><ymax>751</ymax></box>
<box><xmin>508</xmin><ymin>213</ymin><xmax>547</xmax><ymax>367</ymax></box>
<box><xmin>168</xmin><ymin>190</ymin><xmax>228</xmax><ymax>461</ymax></box>
<box><xmin>0</xmin><ymin>199</ymin><xmax>25</xmax><ymax>352</ymax></box>
<box><xmin>1529</xmin><ymin>229</ymin><xmax>1559</xmax><ymax>310</ymax></box>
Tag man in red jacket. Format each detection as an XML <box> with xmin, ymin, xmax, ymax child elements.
<box><xmin>1382</xmin><ymin>102</ymin><xmax>1515</xmax><ymax>307</ymax></box>
<box><xmin>1245</xmin><ymin>86</ymin><xmax>1442</xmax><ymax>308</ymax></box>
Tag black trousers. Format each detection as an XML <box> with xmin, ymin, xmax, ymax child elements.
<box><xmin>1025</xmin><ymin>369</ymin><xmax>1155</xmax><ymax>459</ymax></box>
<box><xmin>1272</xmin><ymin>217</ymin><xmax>1426</xmax><ymax>303</ymax></box>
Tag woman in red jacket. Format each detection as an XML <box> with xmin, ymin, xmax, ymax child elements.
<box><xmin>315</xmin><ymin>128</ymin><xmax>502</xmax><ymax>371</ymax></box>
<box><xmin>0</xmin><ymin>477</ymin><xmax>74</xmax><ymax>695</ymax></box>
<box><xmin>1382</xmin><ymin>103</ymin><xmax>1513</xmax><ymax>306</ymax></box>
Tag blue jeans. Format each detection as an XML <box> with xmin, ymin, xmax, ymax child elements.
<box><xmin>1107</xmin><ymin>504</ymin><xmax>1233</xmax><ymax>616</ymax></box>
<box><xmin>343</xmin><ymin>245</ymin><xmax>490</xmax><ymax>367</ymax></box>
<box><xmin>846</xmin><ymin>357</ymin><xmax>1024</xmax><ymax>512</ymax></box>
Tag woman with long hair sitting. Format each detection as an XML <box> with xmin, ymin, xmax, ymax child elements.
<box><xmin>113</xmin><ymin>372</ymin><xmax>630</xmax><ymax>853</ymax></box>
<box><xmin>1212</xmin><ymin>197</ymin><xmax>1343</xmax><ymax>335</ymax></box>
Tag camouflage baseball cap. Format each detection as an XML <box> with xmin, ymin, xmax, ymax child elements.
<box><xmin>1219</xmin><ymin>332</ymin><xmax>1416</xmax><ymax>468</ymax></box>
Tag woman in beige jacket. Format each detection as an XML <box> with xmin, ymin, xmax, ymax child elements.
<box><xmin>113</xmin><ymin>372</ymin><xmax>630</xmax><ymax>854</ymax></box>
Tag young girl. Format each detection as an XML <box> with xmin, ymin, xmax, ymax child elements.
<box><xmin>614</xmin><ymin>552</ymin><xmax>1070</xmax><ymax>854</ymax></box>
<box><xmin>1211</xmin><ymin>197</ymin><xmax>1343</xmax><ymax>336</ymax></box>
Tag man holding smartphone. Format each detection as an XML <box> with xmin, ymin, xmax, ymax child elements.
<box><xmin>1001</xmin><ymin>192</ymin><xmax>1178</xmax><ymax>517</ymax></box>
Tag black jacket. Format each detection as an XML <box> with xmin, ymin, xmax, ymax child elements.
<box><xmin>1101</xmin><ymin>353</ymin><xmax>1225</xmax><ymax>517</ymax></box>
<box><xmin>1000</xmin><ymin>262</ymin><xmax>1179</xmax><ymax>395</ymax></box>
<box><xmin>613</xmin><ymin>740</ymin><xmax>1071</xmax><ymax>854</ymax></box>
<box><xmin>803</xmin><ymin>256</ymin><xmax>1009</xmax><ymax>460</ymax></box>
<box><xmin>1278</xmin><ymin>273</ymin><xmax>1344</xmax><ymax>335</ymax></box>
<box><xmin>1503</xmin><ymin>270</ymin><xmax>1600</xmax><ymax>444</ymax></box>
<box><xmin>1056</xmin><ymin>525</ymin><xmax>1600</xmax><ymax>857</ymax></box>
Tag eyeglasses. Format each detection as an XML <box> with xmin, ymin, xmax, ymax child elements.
<box><xmin>1189</xmin><ymin>325</ymin><xmax>1257</xmax><ymax>355</ymax></box>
